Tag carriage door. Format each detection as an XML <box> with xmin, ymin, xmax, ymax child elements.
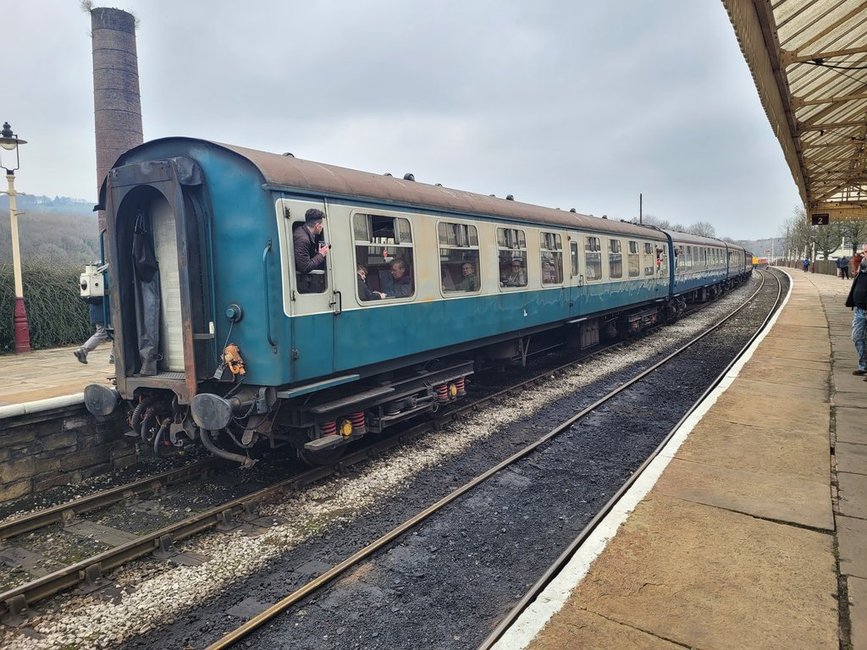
<box><xmin>150</xmin><ymin>194</ymin><xmax>184</xmax><ymax>371</ymax></box>
<box><xmin>569</xmin><ymin>238</ymin><xmax>582</xmax><ymax>319</ymax></box>
<box><xmin>278</xmin><ymin>199</ymin><xmax>336</xmax><ymax>379</ymax></box>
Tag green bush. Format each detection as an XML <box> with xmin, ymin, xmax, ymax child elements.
<box><xmin>0</xmin><ymin>263</ymin><xmax>91</xmax><ymax>352</ymax></box>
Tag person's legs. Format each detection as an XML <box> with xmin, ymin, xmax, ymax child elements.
<box><xmin>853</xmin><ymin>308</ymin><xmax>867</xmax><ymax>373</ymax></box>
<box><xmin>82</xmin><ymin>324</ymin><xmax>108</xmax><ymax>352</ymax></box>
<box><xmin>75</xmin><ymin>324</ymin><xmax>108</xmax><ymax>363</ymax></box>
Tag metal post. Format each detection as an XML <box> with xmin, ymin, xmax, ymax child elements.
<box><xmin>7</xmin><ymin>170</ymin><xmax>30</xmax><ymax>352</ymax></box>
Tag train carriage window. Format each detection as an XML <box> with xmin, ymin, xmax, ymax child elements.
<box><xmin>498</xmin><ymin>227</ymin><xmax>528</xmax><ymax>288</ymax></box>
<box><xmin>439</xmin><ymin>222</ymin><xmax>480</xmax><ymax>293</ymax></box>
<box><xmin>609</xmin><ymin>239</ymin><xmax>622</xmax><ymax>279</ymax></box>
<box><xmin>353</xmin><ymin>213</ymin><xmax>415</xmax><ymax>301</ymax></box>
<box><xmin>643</xmin><ymin>242</ymin><xmax>655</xmax><ymax>276</ymax></box>
<box><xmin>627</xmin><ymin>241</ymin><xmax>640</xmax><ymax>277</ymax></box>
<box><xmin>540</xmin><ymin>232</ymin><xmax>563</xmax><ymax>285</ymax></box>
<box><xmin>585</xmin><ymin>236</ymin><xmax>602</xmax><ymax>281</ymax></box>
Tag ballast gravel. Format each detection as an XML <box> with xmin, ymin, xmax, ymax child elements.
<box><xmin>0</xmin><ymin>277</ymin><xmax>770</xmax><ymax>650</ymax></box>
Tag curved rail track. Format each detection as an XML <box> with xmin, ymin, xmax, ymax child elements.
<box><xmin>204</xmin><ymin>268</ymin><xmax>784</xmax><ymax>648</ymax></box>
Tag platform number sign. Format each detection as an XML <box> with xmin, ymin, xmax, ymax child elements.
<box><xmin>811</xmin><ymin>213</ymin><xmax>829</xmax><ymax>226</ymax></box>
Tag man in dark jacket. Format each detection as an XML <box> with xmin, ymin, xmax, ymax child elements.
<box><xmin>845</xmin><ymin>256</ymin><xmax>867</xmax><ymax>376</ymax></box>
<box><xmin>293</xmin><ymin>208</ymin><xmax>329</xmax><ymax>293</ymax></box>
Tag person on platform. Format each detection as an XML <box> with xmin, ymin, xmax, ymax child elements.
<box><xmin>839</xmin><ymin>255</ymin><xmax>851</xmax><ymax>280</ymax></box>
<box><xmin>802</xmin><ymin>257</ymin><xmax>810</xmax><ymax>272</ymax></box>
<box><xmin>74</xmin><ymin>296</ymin><xmax>109</xmax><ymax>364</ymax></box>
<box><xmin>845</xmin><ymin>255</ymin><xmax>867</xmax><ymax>376</ymax></box>
<box><xmin>851</xmin><ymin>245</ymin><xmax>867</xmax><ymax>277</ymax></box>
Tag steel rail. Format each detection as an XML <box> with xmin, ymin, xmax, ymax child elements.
<box><xmin>0</xmin><ymin>458</ymin><xmax>223</xmax><ymax>541</ymax></box>
<box><xmin>0</xmin><ymin>458</ymin><xmax>328</xmax><ymax>620</ymax></box>
<box><xmin>206</xmin><ymin>271</ymin><xmax>774</xmax><ymax>649</ymax></box>
<box><xmin>477</xmin><ymin>268</ymin><xmax>785</xmax><ymax>649</ymax></box>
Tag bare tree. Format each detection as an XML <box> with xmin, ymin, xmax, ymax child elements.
<box><xmin>685</xmin><ymin>221</ymin><xmax>716</xmax><ymax>238</ymax></box>
<box><xmin>839</xmin><ymin>219</ymin><xmax>867</xmax><ymax>254</ymax></box>
<box><xmin>786</xmin><ymin>206</ymin><xmax>816</xmax><ymax>260</ymax></box>
<box><xmin>815</xmin><ymin>220</ymin><xmax>843</xmax><ymax>260</ymax></box>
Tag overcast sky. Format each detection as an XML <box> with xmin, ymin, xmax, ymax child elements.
<box><xmin>4</xmin><ymin>1</ymin><xmax>802</xmax><ymax>240</ymax></box>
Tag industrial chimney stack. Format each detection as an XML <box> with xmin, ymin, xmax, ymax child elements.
<box><xmin>90</xmin><ymin>7</ymin><xmax>143</xmax><ymax>228</ymax></box>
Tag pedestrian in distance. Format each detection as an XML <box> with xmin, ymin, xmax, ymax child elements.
<box><xmin>839</xmin><ymin>255</ymin><xmax>851</xmax><ymax>280</ymax></box>
<box><xmin>802</xmin><ymin>257</ymin><xmax>810</xmax><ymax>272</ymax></box>
<box><xmin>74</xmin><ymin>295</ymin><xmax>109</xmax><ymax>364</ymax></box>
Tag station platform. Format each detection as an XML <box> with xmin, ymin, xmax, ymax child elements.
<box><xmin>500</xmin><ymin>268</ymin><xmax>864</xmax><ymax>649</ymax></box>
<box><xmin>0</xmin><ymin>345</ymin><xmax>111</xmax><ymax>411</ymax></box>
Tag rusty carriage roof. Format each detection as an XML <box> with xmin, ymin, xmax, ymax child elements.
<box><xmin>193</xmin><ymin>139</ymin><xmax>666</xmax><ymax>240</ymax></box>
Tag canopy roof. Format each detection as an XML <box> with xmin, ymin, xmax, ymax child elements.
<box><xmin>723</xmin><ymin>0</ymin><xmax>867</xmax><ymax>222</ymax></box>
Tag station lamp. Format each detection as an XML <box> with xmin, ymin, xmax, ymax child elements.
<box><xmin>0</xmin><ymin>122</ymin><xmax>31</xmax><ymax>353</ymax></box>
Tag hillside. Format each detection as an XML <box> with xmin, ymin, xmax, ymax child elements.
<box><xmin>0</xmin><ymin>194</ymin><xmax>100</xmax><ymax>267</ymax></box>
<box><xmin>736</xmin><ymin>237</ymin><xmax>784</xmax><ymax>260</ymax></box>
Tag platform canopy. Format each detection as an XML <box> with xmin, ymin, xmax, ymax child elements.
<box><xmin>723</xmin><ymin>0</ymin><xmax>867</xmax><ymax>224</ymax></box>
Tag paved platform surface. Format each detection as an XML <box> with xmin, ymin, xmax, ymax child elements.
<box><xmin>0</xmin><ymin>344</ymin><xmax>112</xmax><ymax>408</ymax></box>
<box><xmin>501</xmin><ymin>268</ymin><xmax>865</xmax><ymax>649</ymax></box>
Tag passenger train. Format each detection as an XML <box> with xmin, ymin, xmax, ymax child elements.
<box><xmin>83</xmin><ymin>138</ymin><xmax>752</xmax><ymax>465</ymax></box>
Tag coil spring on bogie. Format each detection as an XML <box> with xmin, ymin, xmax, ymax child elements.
<box><xmin>350</xmin><ymin>411</ymin><xmax>366</xmax><ymax>432</ymax></box>
<box><xmin>455</xmin><ymin>377</ymin><xmax>466</xmax><ymax>396</ymax></box>
<box><xmin>320</xmin><ymin>420</ymin><xmax>337</xmax><ymax>436</ymax></box>
<box><xmin>435</xmin><ymin>384</ymin><xmax>449</xmax><ymax>402</ymax></box>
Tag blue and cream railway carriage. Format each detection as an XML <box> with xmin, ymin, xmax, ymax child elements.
<box><xmin>85</xmin><ymin>137</ymin><xmax>746</xmax><ymax>464</ymax></box>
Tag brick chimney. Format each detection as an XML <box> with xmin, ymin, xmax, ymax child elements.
<box><xmin>90</xmin><ymin>7</ymin><xmax>143</xmax><ymax>229</ymax></box>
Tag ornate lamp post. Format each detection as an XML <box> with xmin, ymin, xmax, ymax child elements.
<box><xmin>0</xmin><ymin>122</ymin><xmax>30</xmax><ymax>353</ymax></box>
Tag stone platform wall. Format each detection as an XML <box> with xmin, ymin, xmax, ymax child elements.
<box><xmin>0</xmin><ymin>405</ymin><xmax>131</xmax><ymax>502</ymax></box>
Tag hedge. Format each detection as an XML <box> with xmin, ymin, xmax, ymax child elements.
<box><xmin>0</xmin><ymin>263</ymin><xmax>91</xmax><ymax>352</ymax></box>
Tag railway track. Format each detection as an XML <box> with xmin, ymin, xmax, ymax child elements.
<box><xmin>0</xmin><ymin>271</ymin><xmax>777</xmax><ymax>646</ymax></box>
<box><xmin>203</xmin><ymin>268</ymin><xmax>784</xmax><ymax>648</ymax></box>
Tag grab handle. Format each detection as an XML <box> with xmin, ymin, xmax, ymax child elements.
<box><xmin>262</xmin><ymin>240</ymin><xmax>277</xmax><ymax>351</ymax></box>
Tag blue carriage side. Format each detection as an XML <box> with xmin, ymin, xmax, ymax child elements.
<box><xmin>84</xmin><ymin>137</ymin><xmax>745</xmax><ymax>465</ymax></box>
